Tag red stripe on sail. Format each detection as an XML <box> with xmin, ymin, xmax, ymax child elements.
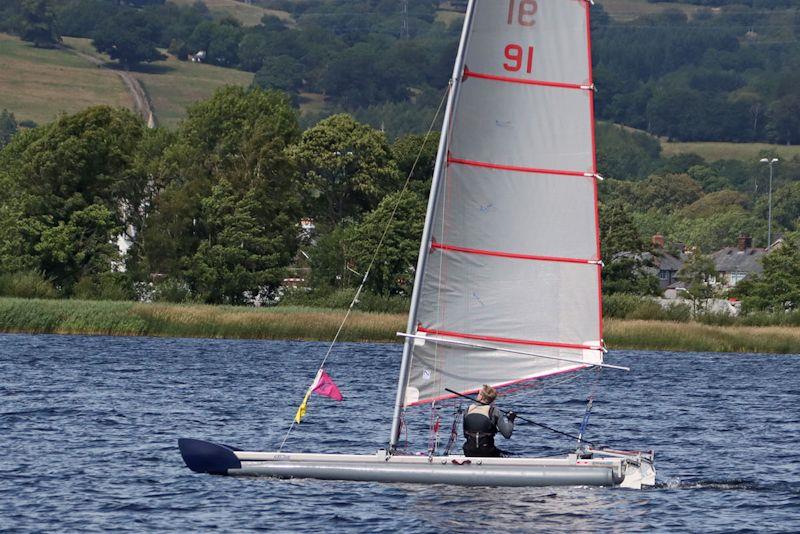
<box><xmin>463</xmin><ymin>67</ymin><xmax>590</xmax><ymax>91</ymax></box>
<box><xmin>447</xmin><ymin>156</ymin><xmax>590</xmax><ymax>178</ymax></box>
<box><xmin>416</xmin><ymin>326</ymin><xmax>601</xmax><ymax>352</ymax></box>
<box><xmin>407</xmin><ymin>365</ymin><xmax>588</xmax><ymax>406</ymax></box>
<box><xmin>585</xmin><ymin>0</ymin><xmax>604</xmax><ymax>342</ymax></box>
<box><xmin>431</xmin><ymin>242</ymin><xmax>597</xmax><ymax>265</ymax></box>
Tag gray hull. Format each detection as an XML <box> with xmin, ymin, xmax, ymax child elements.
<box><xmin>179</xmin><ymin>439</ymin><xmax>655</xmax><ymax>489</ymax></box>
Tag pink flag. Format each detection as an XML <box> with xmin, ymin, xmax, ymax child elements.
<box><xmin>312</xmin><ymin>370</ymin><xmax>343</xmax><ymax>401</ymax></box>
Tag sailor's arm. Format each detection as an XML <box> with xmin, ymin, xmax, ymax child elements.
<box><xmin>495</xmin><ymin>411</ymin><xmax>515</xmax><ymax>439</ymax></box>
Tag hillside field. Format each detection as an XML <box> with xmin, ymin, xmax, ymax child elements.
<box><xmin>62</xmin><ymin>37</ymin><xmax>254</xmax><ymax>128</ymax></box>
<box><xmin>661</xmin><ymin>141</ymin><xmax>800</xmax><ymax>162</ymax></box>
<box><xmin>597</xmin><ymin>0</ymin><xmax>703</xmax><ymax>21</ymax></box>
<box><xmin>168</xmin><ymin>0</ymin><xmax>294</xmax><ymax>26</ymax></box>
<box><xmin>0</xmin><ymin>33</ymin><xmax>130</xmax><ymax>125</ymax></box>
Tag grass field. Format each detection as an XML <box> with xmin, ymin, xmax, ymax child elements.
<box><xmin>597</xmin><ymin>0</ymin><xmax>702</xmax><ymax>21</ymax></box>
<box><xmin>168</xmin><ymin>0</ymin><xmax>294</xmax><ymax>26</ymax></box>
<box><xmin>2</xmin><ymin>297</ymin><xmax>799</xmax><ymax>354</ymax></box>
<box><xmin>133</xmin><ymin>55</ymin><xmax>253</xmax><ymax>128</ymax></box>
<box><xmin>63</xmin><ymin>37</ymin><xmax>253</xmax><ymax>128</ymax></box>
<box><xmin>0</xmin><ymin>34</ymin><xmax>131</xmax><ymax>125</ymax></box>
<box><xmin>661</xmin><ymin>141</ymin><xmax>800</xmax><ymax>162</ymax></box>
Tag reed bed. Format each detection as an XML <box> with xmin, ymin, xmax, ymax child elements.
<box><xmin>605</xmin><ymin>319</ymin><xmax>800</xmax><ymax>354</ymax></box>
<box><xmin>0</xmin><ymin>298</ymin><xmax>405</xmax><ymax>342</ymax></box>
<box><xmin>1</xmin><ymin>298</ymin><xmax>799</xmax><ymax>353</ymax></box>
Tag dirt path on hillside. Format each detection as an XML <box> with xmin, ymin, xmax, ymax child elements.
<box><xmin>69</xmin><ymin>48</ymin><xmax>155</xmax><ymax>126</ymax></box>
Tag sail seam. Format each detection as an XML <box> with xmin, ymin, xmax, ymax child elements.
<box><xmin>447</xmin><ymin>156</ymin><xmax>595</xmax><ymax>178</ymax></box>
<box><xmin>463</xmin><ymin>67</ymin><xmax>593</xmax><ymax>91</ymax></box>
<box><xmin>417</xmin><ymin>326</ymin><xmax>603</xmax><ymax>352</ymax></box>
<box><xmin>431</xmin><ymin>242</ymin><xmax>599</xmax><ymax>265</ymax></box>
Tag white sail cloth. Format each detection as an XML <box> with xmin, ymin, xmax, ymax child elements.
<box><xmin>405</xmin><ymin>0</ymin><xmax>602</xmax><ymax>406</ymax></box>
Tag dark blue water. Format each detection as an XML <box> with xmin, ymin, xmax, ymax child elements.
<box><xmin>1</xmin><ymin>334</ymin><xmax>798</xmax><ymax>532</ymax></box>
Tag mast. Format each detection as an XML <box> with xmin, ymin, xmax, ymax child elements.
<box><xmin>388</xmin><ymin>0</ymin><xmax>478</xmax><ymax>451</ymax></box>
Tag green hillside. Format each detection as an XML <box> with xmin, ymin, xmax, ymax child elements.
<box><xmin>597</xmin><ymin>0</ymin><xmax>702</xmax><ymax>21</ymax></box>
<box><xmin>661</xmin><ymin>141</ymin><xmax>800</xmax><ymax>163</ymax></box>
<box><xmin>0</xmin><ymin>33</ymin><xmax>253</xmax><ymax>129</ymax></box>
<box><xmin>63</xmin><ymin>37</ymin><xmax>253</xmax><ymax>128</ymax></box>
<box><xmin>0</xmin><ymin>33</ymin><xmax>130</xmax><ymax>125</ymax></box>
<box><xmin>168</xmin><ymin>0</ymin><xmax>294</xmax><ymax>27</ymax></box>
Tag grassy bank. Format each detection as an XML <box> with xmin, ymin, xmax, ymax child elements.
<box><xmin>1</xmin><ymin>297</ymin><xmax>799</xmax><ymax>354</ymax></box>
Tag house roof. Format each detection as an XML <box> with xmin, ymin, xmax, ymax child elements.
<box><xmin>656</xmin><ymin>252</ymin><xmax>685</xmax><ymax>272</ymax></box>
<box><xmin>711</xmin><ymin>247</ymin><xmax>766</xmax><ymax>274</ymax></box>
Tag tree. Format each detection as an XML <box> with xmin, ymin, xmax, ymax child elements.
<box><xmin>0</xmin><ymin>109</ymin><xmax>18</xmax><ymax>149</ymax></box>
<box><xmin>19</xmin><ymin>0</ymin><xmax>60</xmax><ymax>48</ymax></box>
<box><xmin>137</xmin><ymin>87</ymin><xmax>301</xmax><ymax>298</ymax></box>
<box><xmin>253</xmin><ymin>55</ymin><xmax>303</xmax><ymax>97</ymax></box>
<box><xmin>596</xmin><ymin>123</ymin><xmax>661</xmax><ymax>181</ymax></box>
<box><xmin>599</xmin><ymin>203</ymin><xmax>660</xmax><ymax>296</ymax></box>
<box><xmin>0</xmin><ymin>106</ymin><xmax>145</xmax><ymax>290</ymax></box>
<box><xmin>735</xmin><ymin>236</ymin><xmax>800</xmax><ymax>312</ymax></box>
<box><xmin>345</xmin><ymin>190</ymin><xmax>426</xmax><ymax>295</ymax></box>
<box><xmin>677</xmin><ymin>252</ymin><xmax>717</xmax><ymax>313</ymax></box>
<box><xmin>289</xmin><ymin>114</ymin><xmax>400</xmax><ymax>227</ymax></box>
<box><xmin>635</xmin><ymin>173</ymin><xmax>703</xmax><ymax>213</ymax></box>
<box><xmin>92</xmin><ymin>10</ymin><xmax>165</xmax><ymax>67</ymax></box>
<box><xmin>757</xmin><ymin>182</ymin><xmax>800</xmax><ymax>232</ymax></box>
<box><xmin>391</xmin><ymin>132</ymin><xmax>439</xmax><ymax>192</ymax></box>
<box><xmin>767</xmin><ymin>93</ymin><xmax>800</xmax><ymax>145</ymax></box>
<box><xmin>187</xmin><ymin>180</ymin><xmax>291</xmax><ymax>303</ymax></box>
<box><xmin>681</xmin><ymin>190</ymin><xmax>749</xmax><ymax>219</ymax></box>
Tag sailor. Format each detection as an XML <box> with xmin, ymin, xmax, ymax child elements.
<box><xmin>463</xmin><ymin>384</ymin><xmax>516</xmax><ymax>457</ymax></box>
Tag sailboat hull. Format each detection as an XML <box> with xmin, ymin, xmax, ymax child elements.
<box><xmin>179</xmin><ymin>439</ymin><xmax>654</xmax><ymax>489</ymax></box>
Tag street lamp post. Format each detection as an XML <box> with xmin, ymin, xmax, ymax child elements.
<box><xmin>760</xmin><ymin>157</ymin><xmax>779</xmax><ymax>248</ymax></box>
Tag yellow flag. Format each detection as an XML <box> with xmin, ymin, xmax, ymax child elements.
<box><xmin>293</xmin><ymin>388</ymin><xmax>313</xmax><ymax>424</ymax></box>
<box><xmin>293</xmin><ymin>369</ymin><xmax>323</xmax><ymax>424</ymax></box>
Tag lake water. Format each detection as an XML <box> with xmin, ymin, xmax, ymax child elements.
<box><xmin>1</xmin><ymin>334</ymin><xmax>799</xmax><ymax>532</ymax></box>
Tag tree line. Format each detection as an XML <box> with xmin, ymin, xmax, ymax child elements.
<box><xmin>5</xmin><ymin>1</ymin><xmax>800</xmax><ymax>142</ymax></box>
<box><xmin>0</xmin><ymin>87</ymin><xmax>797</xmax><ymax>312</ymax></box>
<box><xmin>0</xmin><ymin>88</ymin><xmax>434</xmax><ymax>305</ymax></box>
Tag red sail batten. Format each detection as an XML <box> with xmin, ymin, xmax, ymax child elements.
<box><xmin>416</xmin><ymin>326</ymin><xmax>602</xmax><ymax>352</ymax></box>
<box><xmin>431</xmin><ymin>242</ymin><xmax>597</xmax><ymax>265</ymax></box>
<box><xmin>463</xmin><ymin>67</ymin><xmax>589</xmax><ymax>91</ymax></box>
<box><xmin>447</xmin><ymin>156</ymin><xmax>591</xmax><ymax>178</ymax></box>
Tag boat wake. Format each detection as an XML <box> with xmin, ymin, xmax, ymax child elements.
<box><xmin>655</xmin><ymin>478</ymin><xmax>761</xmax><ymax>491</ymax></box>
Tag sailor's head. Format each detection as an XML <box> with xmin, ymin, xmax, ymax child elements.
<box><xmin>478</xmin><ymin>384</ymin><xmax>497</xmax><ymax>404</ymax></box>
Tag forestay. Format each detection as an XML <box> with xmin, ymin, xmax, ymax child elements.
<box><xmin>403</xmin><ymin>0</ymin><xmax>602</xmax><ymax>406</ymax></box>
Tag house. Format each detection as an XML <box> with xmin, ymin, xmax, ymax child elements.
<box><xmin>710</xmin><ymin>235</ymin><xmax>765</xmax><ymax>288</ymax></box>
<box><xmin>189</xmin><ymin>50</ymin><xmax>206</xmax><ymax>63</ymax></box>
<box><xmin>651</xmin><ymin>234</ymin><xmax>687</xmax><ymax>290</ymax></box>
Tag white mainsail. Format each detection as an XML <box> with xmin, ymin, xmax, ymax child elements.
<box><xmin>399</xmin><ymin>0</ymin><xmax>603</xmax><ymax>408</ymax></box>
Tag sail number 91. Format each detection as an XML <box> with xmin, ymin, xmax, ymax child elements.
<box><xmin>504</xmin><ymin>44</ymin><xmax>534</xmax><ymax>73</ymax></box>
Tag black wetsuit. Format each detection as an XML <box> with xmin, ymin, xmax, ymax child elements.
<box><xmin>463</xmin><ymin>404</ymin><xmax>514</xmax><ymax>457</ymax></box>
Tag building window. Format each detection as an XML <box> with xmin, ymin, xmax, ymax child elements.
<box><xmin>730</xmin><ymin>272</ymin><xmax>747</xmax><ymax>285</ymax></box>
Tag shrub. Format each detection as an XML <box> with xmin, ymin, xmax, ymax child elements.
<box><xmin>278</xmin><ymin>287</ymin><xmax>409</xmax><ymax>313</ymax></box>
<box><xmin>153</xmin><ymin>278</ymin><xmax>194</xmax><ymax>303</ymax></box>
<box><xmin>0</xmin><ymin>271</ymin><xmax>58</xmax><ymax>299</ymax></box>
<box><xmin>602</xmin><ymin>293</ymin><xmax>645</xmax><ymax>318</ymax></box>
<box><xmin>72</xmin><ymin>273</ymin><xmax>134</xmax><ymax>301</ymax></box>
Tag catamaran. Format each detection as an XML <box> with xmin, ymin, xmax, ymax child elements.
<box><xmin>179</xmin><ymin>0</ymin><xmax>656</xmax><ymax>488</ymax></box>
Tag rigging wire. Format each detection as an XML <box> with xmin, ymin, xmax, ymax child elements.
<box><xmin>277</xmin><ymin>84</ymin><xmax>451</xmax><ymax>451</ymax></box>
